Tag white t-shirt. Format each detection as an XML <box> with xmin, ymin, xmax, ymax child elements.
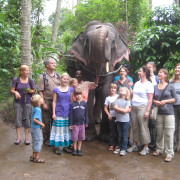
<box><xmin>132</xmin><ymin>80</ymin><xmax>154</xmax><ymax>106</ymax></box>
<box><xmin>104</xmin><ymin>94</ymin><xmax>118</xmax><ymax>117</ymax></box>
<box><xmin>150</xmin><ymin>74</ymin><xmax>158</xmax><ymax>86</ymax></box>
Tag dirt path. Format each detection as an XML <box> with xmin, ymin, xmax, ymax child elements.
<box><xmin>0</xmin><ymin>118</ymin><xmax>180</xmax><ymax>180</ymax></box>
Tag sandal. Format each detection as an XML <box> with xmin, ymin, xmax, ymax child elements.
<box><xmin>63</xmin><ymin>147</ymin><xmax>73</xmax><ymax>153</ymax></box>
<box><xmin>153</xmin><ymin>151</ymin><xmax>160</xmax><ymax>156</ymax></box>
<box><xmin>55</xmin><ymin>148</ymin><xmax>62</xmax><ymax>155</ymax></box>
<box><xmin>30</xmin><ymin>156</ymin><xmax>34</xmax><ymax>161</ymax></box>
<box><xmin>109</xmin><ymin>146</ymin><xmax>113</xmax><ymax>151</ymax></box>
<box><xmin>164</xmin><ymin>156</ymin><xmax>173</xmax><ymax>162</ymax></box>
<box><xmin>33</xmin><ymin>157</ymin><xmax>45</xmax><ymax>163</ymax></box>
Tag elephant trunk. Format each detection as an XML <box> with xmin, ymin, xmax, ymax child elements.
<box><xmin>90</xmin><ymin>26</ymin><xmax>108</xmax><ymax>65</ymax></box>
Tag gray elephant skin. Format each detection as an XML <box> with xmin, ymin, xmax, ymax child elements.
<box><xmin>67</xmin><ymin>21</ymin><xmax>130</xmax><ymax>141</ymax></box>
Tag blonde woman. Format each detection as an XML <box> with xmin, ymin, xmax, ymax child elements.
<box><xmin>153</xmin><ymin>69</ymin><xmax>176</xmax><ymax>162</ymax></box>
<box><xmin>49</xmin><ymin>73</ymin><xmax>73</xmax><ymax>155</ymax></box>
<box><xmin>170</xmin><ymin>63</ymin><xmax>180</xmax><ymax>151</ymax></box>
<box><xmin>11</xmin><ymin>65</ymin><xmax>35</xmax><ymax>145</ymax></box>
<box><xmin>113</xmin><ymin>87</ymin><xmax>131</xmax><ymax>156</ymax></box>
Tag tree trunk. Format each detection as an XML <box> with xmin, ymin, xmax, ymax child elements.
<box><xmin>125</xmin><ymin>0</ymin><xmax>128</xmax><ymax>24</ymax></box>
<box><xmin>174</xmin><ymin>0</ymin><xmax>180</xmax><ymax>6</ymax></box>
<box><xmin>21</xmin><ymin>0</ymin><xmax>31</xmax><ymax>67</ymax></box>
<box><xmin>149</xmin><ymin>0</ymin><xmax>152</xmax><ymax>9</ymax></box>
<box><xmin>51</xmin><ymin>0</ymin><xmax>61</xmax><ymax>47</ymax></box>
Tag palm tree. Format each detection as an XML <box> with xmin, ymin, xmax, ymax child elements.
<box><xmin>21</xmin><ymin>0</ymin><xmax>31</xmax><ymax>67</ymax></box>
<box><xmin>51</xmin><ymin>0</ymin><xmax>61</xmax><ymax>47</ymax></box>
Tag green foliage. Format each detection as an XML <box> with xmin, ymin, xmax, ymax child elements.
<box><xmin>60</xmin><ymin>31</ymin><xmax>74</xmax><ymax>52</ymax></box>
<box><xmin>130</xmin><ymin>5</ymin><xmax>180</xmax><ymax>80</ymax></box>
<box><xmin>59</xmin><ymin>0</ymin><xmax>149</xmax><ymax>37</ymax></box>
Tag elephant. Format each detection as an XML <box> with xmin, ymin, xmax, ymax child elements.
<box><xmin>67</xmin><ymin>21</ymin><xmax>130</xmax><ymax>141</ymax></box>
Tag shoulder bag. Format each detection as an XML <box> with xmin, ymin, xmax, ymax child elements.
<box><xmin>150</xmin><ymin>84</ymin><xmax>169</xmax><ymax>121</ymax></box>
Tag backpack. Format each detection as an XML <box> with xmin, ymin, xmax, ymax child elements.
<box><xmin>15</xmin><ymin>77</ymin><xmax>34</xmax><ymax>90</ymax></box>
<box><xmin>155</xmin><ymin>75</ymin><xmax>159</xmax><ymax>84</ymax></box>
<box><xmin>43</xmin><ymin>72</ymin><xmax>60</xmax><ymax>89</ymax></box>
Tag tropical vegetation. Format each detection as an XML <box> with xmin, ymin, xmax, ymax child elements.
<box><xmin>0</xmin><ymin>0</ymin><xmax>179</xmax><ymax>101</ymax></box>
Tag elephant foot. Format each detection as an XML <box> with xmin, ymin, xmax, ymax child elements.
<box><xmin>99</xmin><ymin>131</ymin><xmax>109</xmax><ymax>142</ymax></box>
<box><xmin>85</xmin><ymin>129</ymin><xmax>97</xmax><ymax>141</ymax></box>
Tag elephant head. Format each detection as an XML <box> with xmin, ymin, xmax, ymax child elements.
<box><xmin>69</xmin><ymin>21</ymin><xmax>130</xmax><ymax>83</ymax></box>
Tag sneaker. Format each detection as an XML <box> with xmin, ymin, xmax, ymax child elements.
<box><xmin>127</xmin><ymin>145</ymin><xmax>138</xmax><ymax>153</ymax></box>
<box><xmin>14</xmin><ymin>139</ymin><xmax>21</xmax><ymax>145</ymax></box>
<box><xmin>120</xmin><ymin>150</ymin><xmax>127</xmax><ymax>156</ymax></box>
<box><xmin>72</xmin><ymin>149</ymin><xmax>78</xmax><ymax>155</ymax></box>
<box><xmin>113</xmin><ymin>148</ymin><xmax>120</xmax><ymax>154</ymax></box>
<box><xmin>139</xmin><ymin>147</ymin><xmax>149</xmax><ymax>156</ymax></box>
<box><xmin>77</xmin><ymin>150</ymin><xmax>83</xmax><ymax>156</ymax></box>
<box><xmin>24</xmin><ymin>138</ymin><xmax>30</xmax><ymax>145</ymax></box>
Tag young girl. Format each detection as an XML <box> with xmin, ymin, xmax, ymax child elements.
<box><xmin>69</xmin><ymin>78</ymin><xmax>87</xmax><ymax>102</ymax></box>
<box><xmin>147</xmin><ymin>62</ymin><xmax>158</xmax><ymax>86</ymax></box>
<box><xmin>104</xmin><ymin>83</ymin><xmax>118</xmax><ymax>151</ymax></box>
<box><xmin>30</xmin><ymin>94</ymin><xmax>45</xmax><ymax>163</ymax></box>
<box><xmin>113</xmin><ymin>87</ymin><xmax>131</xmax><ymax>156</ymax></box>
<box><xmin>49</xmin><ymin>73</ymin><xmax>73</xmax><ymax>155</ymax></box>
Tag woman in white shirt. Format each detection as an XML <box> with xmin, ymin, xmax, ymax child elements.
<box><xmin>127</xmin><ymin>66</ymin><xmax>154</xmax><ymax>155</ymax></box>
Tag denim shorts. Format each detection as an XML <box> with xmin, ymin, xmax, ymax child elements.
<box><xmin>13</xmin><ymin>102</ymin><xmax>31</xmax><ymax>128</ymax></box>
<box><xmin>71</xmin><ymin>125</ymin><xmax>85</xmax><ymax>142</ymax></box>
<box><xmin>31</xmin><ymin>128</ymin><xmax>42</xmax><ymax>152</ymax></box>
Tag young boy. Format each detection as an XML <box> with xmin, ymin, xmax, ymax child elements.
<box><xmin>104</xmin><ymin>83</ymin><xmax>118</xmax><ymax>151</ymax></box>
<box><xmin>69</xmin><ymin>88</ymin><xmax>88</xmax><ymax>156</ymax></box>
<box><xmin>30</xmin><ymin>94</ymin><xmax>45</xmax><ymax>163</ymax></box>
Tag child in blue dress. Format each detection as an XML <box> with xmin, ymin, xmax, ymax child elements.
<box><xmin>113</xmin><ymin>87</ymin><xmax>131</xmax><ymax>156</ymax></box>
<box><xmin>30</xmin><ymin>94</ymin><xmax>45</xmax><ymax>163</ymax></box>
<box><xmin>49</xmin><ymin>73</ymin><xmax>73</xmax><ymax>155</ymax></box>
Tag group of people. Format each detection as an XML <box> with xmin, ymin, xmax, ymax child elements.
<box><xmin>105</xmin><ymin>62</ymin><xmax>180</xmax><ymax>162</ymax></box>
<box><xmin>11</xmin><ymin>58</ymin><xmax>96</xmax><ymax>163</ymax></box>
<box><xmin>11</xmin><ymin>58</ymin><xmax>180</xmax><ymax>163</ymax></box>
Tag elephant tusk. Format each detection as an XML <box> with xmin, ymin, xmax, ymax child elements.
<box><xmin>106</xmin><ymin>62</ymin><xmax>109</xmax><ymax>73</ymax></box>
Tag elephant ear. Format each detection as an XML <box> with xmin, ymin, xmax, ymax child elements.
<box><xmin>113</xmin><ymin>35</ymin><xmax>130</xmax><ymax>67</ymax></box>
<box><xmin>105</xmin><ymin>31</ymin><xmax>116</xmax><ymax>63</ymax></box>
<box><xmin>84</xmin><ymin>31</ymin><xmax>92</xmax><ymax>64</ymax></box>
<box><xmin>70</xmin><ymin>32</ymin><xmax>87</xmax><ymax>66</ymax></box>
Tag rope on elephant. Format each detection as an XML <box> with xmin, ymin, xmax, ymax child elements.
<box><xmin>79</xmin><ymin>62</ymin><xmax>123</xmax><ymax>77</ymax></box>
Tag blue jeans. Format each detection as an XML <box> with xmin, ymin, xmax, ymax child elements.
<box><xmin>31</xmin><ymin>128</ymin><xmax>42</xmax><ymax>152</ymax></box>
<box><xmin>117</xmin><ymin>121</ymin><xmax>129</xmax><ymax>151</ymax></box>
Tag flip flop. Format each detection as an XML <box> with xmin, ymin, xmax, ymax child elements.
<box><xmin>164</xmin><ymin>156</ymin><xmax>173</xmax><ymax>162</ymax></box>
<box><xmin>153</xmin><ymin>151</ymin><xmax>160</xmax><ymax>156</ymax></box>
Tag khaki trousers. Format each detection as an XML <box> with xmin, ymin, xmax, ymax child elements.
<box><xmin>131</xmin><ymin>105</ymin><xmax>151</xmax><ymax>145</ymax></box>
<box><xmin>41</xmin><ymin>98</ymin><xmax>53</xmax><ymax>143</ymax></box>
<box><xmin>174</xmin><ymin>105</ymin><xmax>180</xmax><ymax>151</ymax></box>
<box><xmin>156</xmin><ymin>114</ymin><xmax>175</xmax><ymax>157</ymax></box>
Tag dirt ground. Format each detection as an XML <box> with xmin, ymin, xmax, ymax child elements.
<box><xmin>0</xmin><ymin>116</ymin><xmax>180</xmax><ymax>180</ymax></box>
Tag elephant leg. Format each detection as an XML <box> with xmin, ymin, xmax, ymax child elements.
<box><xmin>94</xmin><ymin>87</ymin><xmax>102</xmax><ymax>124</ymax></box>
<box><xmin>99</xmin><ymin>74</ymin><xmax>114</xmax><ymax>142</ymax></box>
<box><xmin>86</xmin><ymin>89</ymin><xmax>97</xmax><ymax>141</ymax></box>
